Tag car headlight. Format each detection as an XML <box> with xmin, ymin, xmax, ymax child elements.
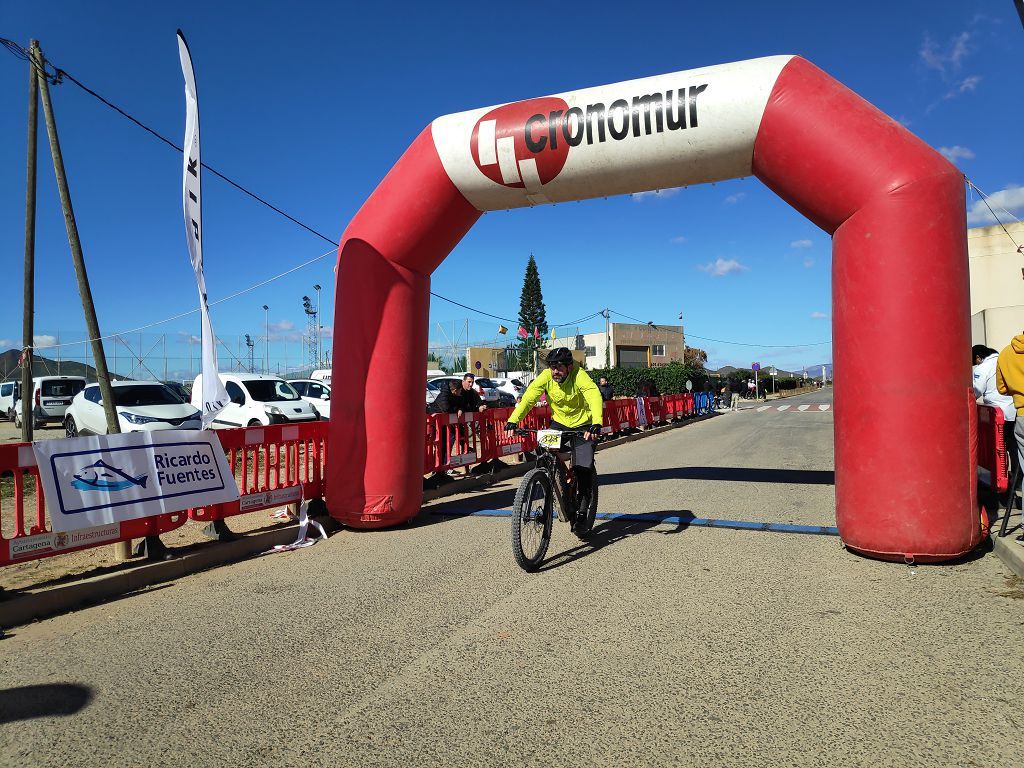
<box><xmin>265</xmin><ymin>405</ymin><xmax>282</xmax><ymax>415</ymax></box>
<box><xmin>121</xmin><ymin>412</ymin><xmax>161</xmax><ymax>425</ymax></box>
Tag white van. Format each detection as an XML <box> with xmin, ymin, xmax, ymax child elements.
<box><xmin>1</xmin><ymin>381</ymin><xmax>20</xmax><ymax>421</ymax></box>
<box><xmin>191</xmin><ymin>373</ymin><xmax>319</xmax><ymax>429</ymax></box>
<box><xmin>310</xmin><ymin>369</ymin><xmax>331</xmax><ymax>385</ymax></box>
<box><xmin>14</xmin><ymin>376</ymin><xmax>87</xmax><ymax>429</ymax></box>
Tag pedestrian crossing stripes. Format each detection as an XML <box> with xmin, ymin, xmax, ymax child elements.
<box><xmin>755</xmin><ymin>404</ymin><xmax>831</xmax><ymax>412</ymax></box>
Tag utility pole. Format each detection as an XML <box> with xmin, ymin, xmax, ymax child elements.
<box><xmin>37</xmin><ymin>40</ymin><xmax>131</xmax><ymax>559</ymax></box>
<box><xmin>603</xmin><ymin>308</ymin><xmax>611</xmax><ymax>368</ymax></box>
<box><xmin>21</xmin><ymin>41</ymin><xmax>40</xmax><ymax>443</ymax></box>
<box><xmin>37</xmin><ymin>42</ymin><xmax>119</xmax><ymax>436</ymax></box>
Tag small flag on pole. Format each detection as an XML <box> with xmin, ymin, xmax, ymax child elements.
<box><xmin>498</xmin><ymin>325</ymin><xmax>508</xmax><ymax>335</ymax></box>
<box><xmin>517</xmin><ymin>326</ymin><xmax>528</xmax><ymax>339</ymax></box>
<box><xmin>533</xmin><ymin>326</ymin><xmax>540</xmax><ymax>339</ymax></box>
<box><xmin>550</xmin><ymin>328</ymin><xmax>556</xmax><ymax>339</ymax></box>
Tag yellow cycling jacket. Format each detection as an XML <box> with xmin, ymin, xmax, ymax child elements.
<box><xmin>509</xmin><ymin>367</ymin><xmax>603</xmax><ymax>428</ymax></box>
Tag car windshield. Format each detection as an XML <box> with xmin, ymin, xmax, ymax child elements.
<box><xmin>475</xmin><ymin>379</ymin><xmax>497</xmax><ymax>388</ymax></box>
<box><xmin>242</xmin><ymin>380</ymin><xmax>300</xmax><ymax>402</ymax></box>
<box><xmin>42</xmin><ymin>380</ymin><xmax>85</xmax><ymax>397</ymax></box>
<box><xmin>114</xmin><ymin>385</ymin><xmax>185</xmax><ymax>407</ymax></box>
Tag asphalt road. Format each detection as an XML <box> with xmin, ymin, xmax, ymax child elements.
<box><xmin>2</xmin><ymin>390</ymin><xmax>1022</xmax><ymax>767</ymax></box>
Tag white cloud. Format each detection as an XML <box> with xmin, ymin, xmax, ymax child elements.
<box><xmin>803</xmin><ymin>257</ymin><xmax>815</xmax><ymax>268</ymax></box>
<box><xmin>177</xmin><ymin>331</ymin><xmax>202</xmax><ymax>344</ymax></box>
<box><xmin>939</xmin><ymin>145</ymin><xmax>975</xmax><ymax>163</ymax></box>
<box><xmin>0</xmin><ymin>339</ymin><xmax>11</xmax><ymax>349</ymax></box>
<box><xmin>919</xmin><ymin>31</ymin><xmax>971</xmax><ymax>74</ymax></box>
<box><xmin>631</xmin><ymin>188</ymin><xmax>680</xmax><ymax>201</ymax></box>
<box><xmin>268</xmin><ymin>319</ymin><xmax>295</xmax><ymax>334</ymax></box>
<box><xmin>790</xmin><ymin>239</ymin><xmax>812</xmax><ymax>249</ymax></box>
<box><xmin>967</xmin><ymin>184</ymin><xmax>1024</xmax><ymax>225</ymax></box>
<box><xmin>33</xmin><ymin>334</ymin><xmax>57</xmax><ymax>349</ymax></box>
<box><xmin>670</xmin><ymin>236</ymin><xmax>687</xmax><ymax>244</ymax></box>
<box><xmin>957</xmin><ymin>75</ymin><xmax>981</xmax><ymax>93</ymax></box>
<box><xmin>810</xmin><ymin>312</ymin><xmax>829</xmax><ymax>320</ymax></box>
<box><xmin>723</xmin><ymin>192</ymin><xmax>746</xmax><ymax>205</ymax></box>
<box><xmin>698</xmin><ymin>258</ymin><xmax>748</xmax><ymax>277</ymax></box>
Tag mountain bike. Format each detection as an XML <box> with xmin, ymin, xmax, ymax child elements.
<box><xmin>510</xmin><ymin>427</ymin><xmax>599</xmax><ymax>571</ymax></box>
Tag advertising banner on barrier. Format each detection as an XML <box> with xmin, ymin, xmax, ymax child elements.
<box><xmin>33</xmin><ymin>430</ymin><xmax>239</xmax><ymax>532</ymax></box>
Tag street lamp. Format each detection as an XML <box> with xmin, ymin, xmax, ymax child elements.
<box><xmin>262</xmin><ymin>305</ymin><xmax>269</xmax><ymax>374</ymax></box>
<box><xmin>313</xmin><ymin>284</ymin><xmax>322</xmax><ymax>367</ymax></box>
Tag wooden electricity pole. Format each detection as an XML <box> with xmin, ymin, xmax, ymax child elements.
<box><xmin>20</xmin><ymin>41</ymin><xmax>40</xmax><ymax>443</ymax></box>
<box><xmin>35</xmin><ymin>42</ymin><xmax>119</xmax><ymax>435</ymax></box>
<box><xmin>35</xmin><ymin>42</ymin><xmax>131</xmax><ymax>560</ymax></box>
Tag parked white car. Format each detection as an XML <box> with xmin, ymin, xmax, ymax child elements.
<box><xmin>288</xmin><ymin>378</ymin><xmax>331</xmax><ymax>419</ymax></box>
<box><xmin>492</xmin><ymin>378</ymin><xmax>526</xmax><ymax>401</ymax></box>
<box><xmin>65</xmin><ymin>380</ymin><xmax>202</xmax><ymax>436</ymax></box>
<box><xmin>453</xmin><ymin>374</ymin><xmax>501</xmax><ymax>405</ymax></box>
<box><xmin>1</xmin><ymin>380</ymin><xmax>21</xmax><ymax>421</ymax></box>
<box><xmin>192</xmin><ymin>373</ymin><xmax>318</xmax><ymax>429</ymax></box>
<box><xmin>14</xmin><ymin>376</ymin><xmax>87</xmax><ymax>429</ymax></box>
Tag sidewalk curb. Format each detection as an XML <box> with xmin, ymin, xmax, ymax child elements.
<box><xmin>992</xmin><ymin>533</ymin><xmax>1024</xmax><ymax>579</ymax></box>
<box><xmin>1</xmin><ymin>413</ymin><xmax>720</xmax><ymax>629</ymax></box>
<box><xmin>0</xmin><ymin>516</ymin><xmax>333</xmax><ymax>630</ymax></box>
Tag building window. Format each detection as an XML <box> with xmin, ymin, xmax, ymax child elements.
<box><xmin>651</xmin><ymin>344</ymin><xmax>665</xmax><ymax>357</ymax></box>
<box><xmin>585</xmin><ymin>346</ymin><xmax>596</xmax><ymax>357</ymax></box>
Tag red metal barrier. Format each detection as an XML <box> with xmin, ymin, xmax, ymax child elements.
<box><xmin>423</xmin><ymin>411</ymin><xmax>487</xmax><ymax>474</ymax></box>
<box><xmin>0</xmin><ymin>443</ymin><xmax>187</xmax><ymax>567</ymax></box>
<box><xmin>189</xmin><ymin>421</ymin><xmax>328</xmax><ymax>521</ymax></box>
<box><xmin>977</xmin><ymin>404</ymin><xmax>1009</xmax><ymax>493</ymax></box>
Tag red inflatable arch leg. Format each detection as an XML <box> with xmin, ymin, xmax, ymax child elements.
<box><xmin>753</xmin><ymin>58</ymin><xmax>979</xmax><ymax>561</ymax></box>
<box><xmin>329</xmin><ymin>128</ymin><xmax>479</xmax><ymax>527</ymax></box>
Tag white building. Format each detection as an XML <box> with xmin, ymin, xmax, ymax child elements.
<box><xmin>969</xmin><ymin>221</ymin><xmax>1024</xmax><ymax>351</ymax></box>
<box><xmin>579</xmin><ymin>322</ymin><xmax>685</xmax><ymax>369</ymax></box>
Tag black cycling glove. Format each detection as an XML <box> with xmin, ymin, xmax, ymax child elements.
<box><xmin>504</xmin><ymin>422</ymin><xmax>518</xmax><ymax>434</ymax></box>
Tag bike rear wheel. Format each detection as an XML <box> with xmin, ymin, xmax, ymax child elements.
<box><xmin>511</xmin><ymin>468</ymin><xmax>553</xmax><ymax>571</ymax></box>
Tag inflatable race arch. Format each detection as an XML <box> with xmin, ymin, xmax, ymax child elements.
<box><xmin>329</xmin><ymin>55</ymin><xmax>981</xmax><ymax>563</ymax></box>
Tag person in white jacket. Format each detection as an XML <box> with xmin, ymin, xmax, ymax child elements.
<box><xmin>973</xmin><ymin>344</ymin><xmax>1018</xmax><ymax>483</ymax></box>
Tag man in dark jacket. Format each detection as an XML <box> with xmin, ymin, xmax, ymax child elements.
<box><xmin>598</xmin><ymin>376</ymin><xmax>614</xmax><ymax>402</ymax></box>
<box><xmin>461</xmin><ymin>373</ymin><xmax>487</xmax><ymax>413</ymax></box>
<box><xmin>429</xmin><ymin>380</ymin><xmax>464</xmax><ymax>415</ymax></box>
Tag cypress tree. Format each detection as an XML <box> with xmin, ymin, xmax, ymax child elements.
<box><xmin>517</xmin><ymin>254</ymin><xmax>548</xmax><ymax>363</ymax></box>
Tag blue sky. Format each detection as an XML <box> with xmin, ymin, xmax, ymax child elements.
<box><xmin>1</xmin><ymin>1</ymin><xmax>1021</xmax><ymax>378</ymax></box>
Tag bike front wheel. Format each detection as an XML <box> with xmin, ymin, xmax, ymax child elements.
<box><xmin>511</xmin><ymin>468</ymin><xmax>553</xmax><ymax>571</ymax></box>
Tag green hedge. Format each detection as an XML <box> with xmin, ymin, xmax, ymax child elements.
<box><xmin>585</xmin><ymin>361</ymin><xmax>711</xmax><ymax>397</ymax></box>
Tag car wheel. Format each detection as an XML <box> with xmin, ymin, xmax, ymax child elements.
<box><xmin>65</xmin><ymin>416</ymin><xmax>79</xmax><ymax>439</ymax></box>
<box><xmin>247</xmin><ymin>419</ymin><xmax>262</xmax><ymax>427</ymax></box>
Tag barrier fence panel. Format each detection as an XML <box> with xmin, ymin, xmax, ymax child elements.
<box><xmin>976</xmin><ymin>404</ymin><xmax>1009</xmax><ymax>494</ymax></box>
<box><xmin>190</xmin><ymin>422</ymin><xmax>328</xmax><ymax>521</ymax></box>
<box><xmin>0</xmin><ymin>443</ymin><xmax>187</xmax><ymax>567</ymax></box>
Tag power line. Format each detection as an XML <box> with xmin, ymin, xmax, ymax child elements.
<box><xmin>965</xmin><ymin>178</ymin><xmax>1024</xmax><ymax>255</ymax></box>
<box><xmin>2</xmin><ymin>37</ymin><xmax>340</xmax><ymax>247</ymax></box>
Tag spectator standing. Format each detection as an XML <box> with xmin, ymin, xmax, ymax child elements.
<box><xmin>597</xmin><ymin>376</ymin><xmax>614</xmax><ymax>402</ymax></box>
<box><xmin>992</xmin><ymin>343</ymin><xmax>1024</xmax><ymax>498</ymax></box>
<box><xmin>429</xmin><ymin>381</ymin><xmax>465</xmax><ymax>471</ymax></box>
<box><xmin>730</xmin><ymin>380</ymin><xmax>740</xmax><ymax>411</ymax></box>
<box><xmin>461</xmin><ymin>373</ymin><xmax>487</xmax><ymax>413</ymax></box>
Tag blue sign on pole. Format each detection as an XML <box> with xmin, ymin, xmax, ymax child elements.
<box><xmin>751</xmin><ymin>362</ymin><xmax>761</xmax><ymax>371</ymax></box>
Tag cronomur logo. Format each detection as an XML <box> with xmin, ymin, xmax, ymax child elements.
<box><xmin>471</xmin><ymin>85</ymin><xmax>710</xmax><ymax>202</ymax></box>
<box><xmin>71</xmin><ymin>459</ymin><xmax>148</xmax><ymax>493</ymax></box>
<box><xmin>472</xmin><ymin>97</ymin><xmax>571</xmax><ymax>199</ymax></box>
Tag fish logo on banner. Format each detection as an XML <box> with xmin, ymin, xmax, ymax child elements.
<box><xmin>71</xmin><ymin>460</ymin><xmax>148</xmax><ymax>492</ymax></box>
<box><xmin>178</xmin><ymin>30</ymin><xmax>229</xmax><ymax>429</ymax></box>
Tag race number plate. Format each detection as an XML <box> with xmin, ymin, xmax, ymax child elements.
<box><xmin>537</xmin><ymin>429</ymin><xmax>563</xmax><ymax>449</ymax></box>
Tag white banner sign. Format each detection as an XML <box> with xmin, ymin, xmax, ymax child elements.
<box><xmin>178</xmin><ymin>30</ymin><xmax>228</xmax><ymax>429</ymax></box>
<box><xmin>33</xmin><ymin>430</ymin><xmax>239</xmax><ymax>532</ymax></box>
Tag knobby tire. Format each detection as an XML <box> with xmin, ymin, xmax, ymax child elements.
<box><xmin>511</xmin><ymin>468</ymin><xmax>553</xmax><ymax>571</ymax></box>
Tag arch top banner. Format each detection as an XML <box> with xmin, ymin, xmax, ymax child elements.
<box><xmin>431</xmin><ymin>55</ymin><xmax>793</xmax><ymax>212</ymax></box>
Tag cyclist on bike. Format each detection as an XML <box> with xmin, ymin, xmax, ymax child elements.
<box><xmin>505</xmin><ymin>348</ymin><xmax>603</xmax><ymax>516</ymax></box>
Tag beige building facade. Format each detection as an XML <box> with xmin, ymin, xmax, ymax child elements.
<box><xmin>969</xmin><ymin>221</ymin><xmax>1024</xmax><ymax>351</ymax></box>
<box><xmin>580</xmin><ymin>322</ymin><xmax>685</xmax><ymax>369</ymax></box>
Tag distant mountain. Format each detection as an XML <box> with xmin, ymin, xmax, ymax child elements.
<box><xmin>0</xmin><ymin>349</ymin><xmax>124</xmax><ymax>382</ymax></box>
